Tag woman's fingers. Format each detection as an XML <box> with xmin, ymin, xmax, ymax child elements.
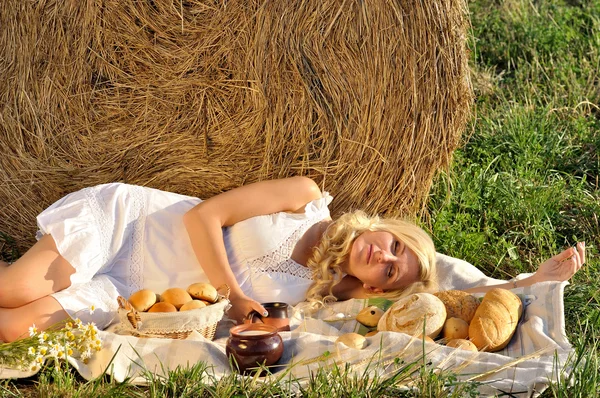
<box><xmin>552</xmin><ymin>247</ymin><xmax>576</xmax><ymax>263</ymax></box>
<box><xmin>251</xmin><ymin>302</ymin><xmax>268</xmax><ymax>317</ymax></box>
<box><xmin>577</xmin><ymin>242</ymin><xmax>586</xmax><ymax>266</ymax></box>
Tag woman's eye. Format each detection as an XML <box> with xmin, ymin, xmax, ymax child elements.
<box><xmin>387</xmin><ymin>265</ymin><xmax>393</xmax><ymax>278</ymax></box>
<box><xmin>392</xmin><ymin>241</ymin><xmax>399</xmax><ymax>255</ymax></box>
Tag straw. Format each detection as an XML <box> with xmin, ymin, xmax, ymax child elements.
<box><xmin>0</xmin><ymin>0</ymin><xmax>473</xmax><ymax>251</ymax></box>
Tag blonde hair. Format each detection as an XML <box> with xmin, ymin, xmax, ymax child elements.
<box><xmin>305</xmin><ymin>210</ymin><xmax>437</xmax><ymax>307</ymax></box>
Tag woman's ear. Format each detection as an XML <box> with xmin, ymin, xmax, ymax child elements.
<box><xmin>363</xmin><ymin>284</ymin><xmax>384</xmax><ymax>294</ymax></box>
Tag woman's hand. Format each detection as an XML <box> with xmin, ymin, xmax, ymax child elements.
<box><xmin>227</xmin><ymin>294</ymin><xmax>268</xmax><ymax>325</ymax></box>
<box><xmin>533</xmin><ymin>242</ymin><xmax>586</xmax><ymax>283</ymax></box>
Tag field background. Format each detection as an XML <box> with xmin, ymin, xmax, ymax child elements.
<box><xmin>2</xmin><ymin>0</ymin><xmax>600</xmax><ymax>396</ymax></box>
<box><xmin>428</xmin><ymin>1</ymin><xmax>600</xmax><ymax>395</ymax></box>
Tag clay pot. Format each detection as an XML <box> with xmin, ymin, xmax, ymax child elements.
<box><xmin>245</xmin><ymin>302</ymin><xmax>291</xmax><ymax>332</ymax></box>
<box><xmin>226</xmin><ymin>323</ymin><xmax>284</xmax><ymax>373</ymax></box>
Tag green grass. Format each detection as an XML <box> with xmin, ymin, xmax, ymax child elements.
<box><xmin>428</xmin><ymin>0</ymin><xmax>600</xmax><ymax>396</ymax></box>
<box><xmin>3</xmin><ymin>0</ymin><xmax>600</xmax><ymax>396</ymax></box>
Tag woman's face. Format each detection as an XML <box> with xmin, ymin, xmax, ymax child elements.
<box><xmin>346</xmin><ymin>230</ymin><xmax>420</xmax><ymax>292</ymax></box>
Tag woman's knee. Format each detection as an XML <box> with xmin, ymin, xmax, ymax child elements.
<box><xmin>0</xmin><ymin>298</ymin><xmax>70</xmax><ymax>343</ymax></box>
<box><xmin>0</xmin><ymin>271</ymin><xmax>38</xmax><ymax>308</ymax></box>
<box><xmin>0</xmin><ymin>308</ymin><xmax>29</xmax><ymax>342</ymax></box>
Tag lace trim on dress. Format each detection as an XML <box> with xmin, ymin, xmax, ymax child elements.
<box><xmin>85</xmin><ymin>186</ymin><xmax>111</xmax><ymax>269</ymax></box>
<box><xmin>248</xmin><ymin>218</ymin><xmax>318</xmax><ymax>280</ymax></box>
<box><xmin>126</xmin><ymin>186</ymin><xmax>147</xmax><ymax>295</ymax></box>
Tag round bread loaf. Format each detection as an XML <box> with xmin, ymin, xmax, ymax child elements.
<box><xmin>468</xmin><ymin>288</ymin><xmax>522</xmax><ymax>352</ymax></box>
<box><xmin>148</xmin><ymin>302</ymin><xmax>178</xmax><ymax>313</ymax></box>
<box><xmin>187</xmin><ymin>282</ymin><xmax>218</xmax><ymax>303</ymax></box>
<box><xmin>443</xmin><ymin>317</ymin><xmax>469</xmax><ymax>340</ymax></box>
<box><xmin>356</xmin><ymin>306</ymin><xmax>384</xmax><ymax>327</ymax></box>
<box><xmin>446</xmin><ymin>339</ymin><xmax>478</xmax><ymax>352</ymax></box>
<box><xmin>161</xmin><ymin>287</ymin><xmax>193</xmax><ymax>310</ymax></box>
<box><xmin>180</xmin><ymin>300</ymin><xmax>207</xmax><ymax>311</ymax></box>
<box><xmin>128</xmin><ymin>289</ymin><xmax>157</xmax><ymax>312</ymax></box>
<box><xmin>336</xmin><ymin>333</ymin><xmax>368</xmax><ymax>349</ymax></box>
<box><xmin>377</xmin><ymin>293</ymin><xmax>447</xmax><ymax>338</ymax></box>
<box><xmin>433</xmin><ymin>290</ymin><xmax>480</xmax><ymax>323</ymax></box>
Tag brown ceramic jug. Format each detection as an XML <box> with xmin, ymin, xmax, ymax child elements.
<box><xmin>226</xmin><ymin>323</ymin><xmax>284</xmax><ymax>373</ymax></box>
<box><xmin>245</xmin><ymin>302</ymin><xmax>291</xmax><ymax>332</ymax></box>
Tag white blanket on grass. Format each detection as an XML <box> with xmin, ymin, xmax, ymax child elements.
<box><xmin>0</xmin><ymin>254</ymin><xmax>575</xmax><ymax>397</ymax></box>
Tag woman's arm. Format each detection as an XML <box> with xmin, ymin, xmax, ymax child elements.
<box><xmin>183</xmin><ymin>176</ymin><xmax>322</xmax><ymax>322</ymax></box>
<box><xmin>462</xmin><ymin>242</ymin><xmax>586</xmax><ymax>294</ymax></box>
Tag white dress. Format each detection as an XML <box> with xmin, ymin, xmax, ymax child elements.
<box><xmin>36</xmin><ymin>183</ymin><xmax>332</xmax><ymax>329</ymax></box>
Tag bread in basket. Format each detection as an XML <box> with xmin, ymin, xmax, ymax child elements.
<box><xmin>117</xmin><ymin>285</ymin><xmax>230</xmax><ymax>340</ymax></box>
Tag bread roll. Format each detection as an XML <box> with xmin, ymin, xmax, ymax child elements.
<box><xmin>187</xmin><ymin>282</ymin><xmax>218</xmax><ymax>303</ymax></box>
<box><xmin>446</xmin><ymin>339</ymin><xmax>478</xmax><ymax>352</ymax></box>
<box><xmin>148</xmin><ymin>302</ymin><xmax>178</xmax><ymax>313</ymax></box>
<box><xmin>417</xmin><ymin>335</ymin><xmax>435</xmax><ymax>344</ymax></box>
<box><xmin>161</xmin><ymin>288</ymin><xmax>193</xmax><ymax>310</ymax></box>
<box><xmin>377</xmin><ymin>293</ymin><xmax>447</xmax><ymax>338</ymax></box>
<box><xmin>356</xmin><ymin>306</ymin><xmax>384</xmax><ymax>327</ymax></box>
<box><xmin>442</xmin><ymin>317</ymin><xmax>469</xmax><ymax>340</ymax></box>
<box><xmin>468</xmin><ymin>288</ymin><xmax>522</xmax><ymax>352</ymax></box>
<box><xmin>434</xmin><ymin>290</ymin><xmax>480</xmax><ymax>323</ymax></box>
<box><xmin>336</xmin><ymin>333</ymin><xmax>368</xmax><ymax>349</ymax></box>
<box><xmin>128</xmin><ymin>289</ymin><xmax>157</xmax><ymax>312</ymax></box>
<box><xmin>180</xmin><ymin>300</ymin><xmax>207</xmax><ymax>311</ymax></box>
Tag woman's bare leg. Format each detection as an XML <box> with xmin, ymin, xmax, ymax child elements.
<box><xmin>0</xmin><ymin>296</ymin><xmax>69</xmax><ymax>342</ymax></box>
<box><xmin>0</xmin><ymin>234</ymin><xmax>75</xmax><ymax>308</ymax></box>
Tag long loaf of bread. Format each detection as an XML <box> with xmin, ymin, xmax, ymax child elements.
<box><xmin>468</xmin><ymin>288</ymin><xmax>523</xmax><ymax>352</ymax></box>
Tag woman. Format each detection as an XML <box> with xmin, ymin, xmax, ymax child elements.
<box><xmin>0</xmin><ymin>177</ymin><xmax>585</xmax><ymax>342</ymax></box>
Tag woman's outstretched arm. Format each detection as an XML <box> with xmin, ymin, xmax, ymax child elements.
<box><xmin>183</xmin><ymin>176</ymin><xmax>322</xmax><ymax>322</ymax></box>
<box><xmin>462</xmin><ymin>242</ymin><xmax>586</xmax><ymax>294</ymax></box>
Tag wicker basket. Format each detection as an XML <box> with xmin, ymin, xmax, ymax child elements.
<box><xmin>117</xmin><ymin>285</ymin><xmax>230</xmax><ymax>340</ymax></box>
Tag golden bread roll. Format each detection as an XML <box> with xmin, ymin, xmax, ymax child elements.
<box><xmin>468</xmin><ymin>288</ymin><xmax>522</xmax><ymax>352</ymax></box>
<box><xmin>180</xmin><ymin>300</ymin><xmax>207</xmax><ymax>311</ymax></box>
<box><xmin>442</xmin><ymin>317</ymin><xmax>469</xmax><ymax>340</ymax></box>
<box><xmin>356</xmin><ymin>306</ymin><xmax>385</xmax><ymax>328</ymax></box>
<box><xmin>446</xmin><ymin>339</ymin><xmax>478</xmax><ymax>352</ymax></box>
<box><xmin>187</xmin><ymin>282</ymin><xmax>218</xmax><ymax>303</ymax></box>
<box><xmin>161</xmin><ymin>287</ymin><xmax>193</xmax><ymax>310</ymax></box>
<box><xmin>377</xmin><ymin>293</ymin><xmax>447</xmax><ymax>338</ymax></box>
<box><xmin>128</xmin><ymin>289</ymin><xmax>158</xmax><ymax>312</ymax></box>
<box><xmin>148</xmin><ymin>302</ymin><xmax>178</xmax><ymax>313</ymax></box>
<box><xmin>336</xmin><ymin>333</ymin><xmax>368</xmax><ymax>349</ymax></box>
<box><xmin>417</xmin><ymin>335</ymin><xmax>435</xmax><ymax>344</ymax></box>
<box><xmin>433</xmin><ymin>290</ymin><xmax>480</xmax><ymax>323</ymax></box>
<box><xmin>365</xmin><ymin>330</ymin><xmax>379</xmax><ymax>337</ymax></box>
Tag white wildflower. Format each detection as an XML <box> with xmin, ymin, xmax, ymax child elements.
<box><xmin>81</xmin><ymin>348</ymin><xmax>92</xmax><ymax>360</ymax></box>
<box><xmin>28</xmin><ymin>324</ymin><xmax>38</xmax><ymax>337</ymax></box>
<box><xmin>38</xmin><ymin>332</ymin><xmax>49</xmax><ymax>343</ymax></box>
<box><xmin>89</xmin><ymin>305</ymin><xmax>96</xmax><ymax>314</ymax></box>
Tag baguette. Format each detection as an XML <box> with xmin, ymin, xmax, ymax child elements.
<box><xmin>468</xmin><ymin>288</ymin><xmax>522</xmax><ymax>352</ymax></box>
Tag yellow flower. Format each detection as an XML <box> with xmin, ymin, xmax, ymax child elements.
<box><xmin>28</xmin><ymin>324</ymin><xmax>38</xmax><ymax>336</ymax></box>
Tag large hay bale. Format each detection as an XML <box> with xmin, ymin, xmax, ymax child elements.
<box><xmin>0</xmin><ymin>0</ymin><xmax>472</xmax><ymax>253</ymax></box>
